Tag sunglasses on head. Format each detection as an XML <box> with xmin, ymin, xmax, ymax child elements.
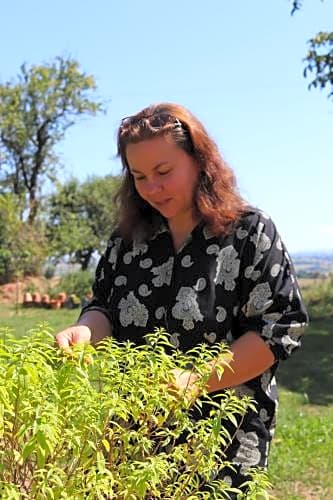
<box><xmin>120</xmin><ymin>112</ymin><xmax>184</xmax><ymax>131</ymax></box>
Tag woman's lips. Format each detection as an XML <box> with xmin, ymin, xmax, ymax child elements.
<box><xmin>154</xmin><ymin>198</ymin><xmax>172</xmax><ymax>207</ymax></box>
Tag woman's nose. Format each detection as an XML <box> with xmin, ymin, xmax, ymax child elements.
<box><xmin>144</xmin><ymin>179</ymin><xmax>162</xmax><ymax>194</ymax></box>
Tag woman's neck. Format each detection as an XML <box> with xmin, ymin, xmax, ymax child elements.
<box><xmin>168</xmin><ymin>212</ymin><xmax>201</xmax><ymax>251</ymax></box>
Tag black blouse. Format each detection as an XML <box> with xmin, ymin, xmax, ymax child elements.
<box><xmin>81</xmin><ymin>207</ymin><xmax>308</xmax><ymax>486</ymax></box>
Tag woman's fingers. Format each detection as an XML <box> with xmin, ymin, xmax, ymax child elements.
<box><xmin>55</xmin><ymin>325</ymin><xmax>91</xmax><ymax>350</ymax></box>
<box><xmin>55</xmin><ymin>331</ymin><xmax>71</xmax><ymax>349</ymax></box>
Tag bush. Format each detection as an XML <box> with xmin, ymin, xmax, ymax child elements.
<box><xmin>302</xmin><ymin>273</ymin><xmax>333</xmax><ymax>319</ymax></box>
<box><xmin>0</xmin><ymin>326</ymin><xmax>270</xmax><ymax>498</ymax></box>
<box><xmin>0</xmin><ymin>194</ymin><xmax>47</xmax><ymax>284</ymax></box>
<box><xmin>56</xmin><ymin>270</ymin><xmax>93</xmax><ymax>301</ymax></box>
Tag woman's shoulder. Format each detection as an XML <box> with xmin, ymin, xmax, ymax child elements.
<box><xmin>236</xmin><ymin>205</ymin><xmax>273</xmax><ymax>228</ymax></box>
<box><xmin>230</xmin><ymin>206</ymin><xmax>280</xmax><ymax>239</ymax></box>
<box><xmin>210</xmin><ymin>206</ymin><xmax>278</xmax><ymax>246</ymax></box>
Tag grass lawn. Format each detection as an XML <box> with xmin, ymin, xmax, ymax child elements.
<box><xmin>1</xmin><ymin>304</ymin><xmax>332</xmax><ymax>498</ymax></box>
<box><xmin>269</xmin><ymin>318</ymin><xmax>333</xmax><ymax>499</ymax></box>
<box><xmin>269</xmin><ymin>390</ymin><xmax>333</xmax><ymax>499</ymax></box>
<box><xmin>0</xmin><ymin>303</ymin><xmax>79</xmax><ymax>337</ymax></box>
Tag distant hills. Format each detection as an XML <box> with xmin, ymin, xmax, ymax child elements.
<box><xmin>291</xmin><ymin>250</ymin><xmax>333</xmax><ymax>277</ymax></box>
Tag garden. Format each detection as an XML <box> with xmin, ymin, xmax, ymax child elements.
<box><xmin>0</xmin><ymin>275</ymin><xmax>332</xmax><ymax>498</ymax></box>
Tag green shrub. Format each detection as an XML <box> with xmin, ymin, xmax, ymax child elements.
<box><xmin>0</xmin><ymin>194</ymin><xmax>47</xmax><ymax>284</ymax></box>
<box><xmin>302</xmin><ymin>274</ymin><xmax>333</xmax><ymax>319</ymax></box>
<box><xmin>56</xmin><ymin>270</ymin><xmax>93</xmax><ymax>300</ymax></box>
<box><xmin>24</xmin><ymin>282</ymin><xmax>38</xmax><ymax>294</ymax></box>
<box><xmin>0</xmin><ymin>326</ymin><xmax>270</xmax><ymax>499</ymax></box>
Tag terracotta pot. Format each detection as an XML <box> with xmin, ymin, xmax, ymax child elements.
<box><xmin>32</xmin><ymin>292</ymin><xmax>41</xmax><ymax>304</ymax></box>
<box><xmin>57</xmin><ymin>292</ymin><xmax>67</xmax><ymax>304</ymax></box>
<box><xmin>23</xmin><ymin>292</ymin><xmax>33</xmax><ymax>302</ymax></box>
<box><xmin>23</xmin><ymin>292</ymin><xmax>33</xmax><ymax>307</ymax></box>
<box><xmin>49</xmin><ymin>299</ymin><xmax>61</xmax><ymax>310</ymax></box>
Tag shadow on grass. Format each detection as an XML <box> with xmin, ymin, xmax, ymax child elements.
<box><xmin>277</xmin><ymin>318</ymin><xmax>333</xmax><ymax>406</ymax></box>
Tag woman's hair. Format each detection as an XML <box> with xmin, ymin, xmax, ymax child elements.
<box><xmin>115</xmin><ymin>102</ymin><xmax>248</xmax><ymax>240</ymax></box>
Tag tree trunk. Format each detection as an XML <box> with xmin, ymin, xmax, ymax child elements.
<box><xmin>80</xmin><ymin>250</ymin><xmax>93</xmax><ymax>270</ymax></box>
<box><xmin>27</xmin><ymin>188</ymin><xmax>38</xmax><ymax>225</ymax></box>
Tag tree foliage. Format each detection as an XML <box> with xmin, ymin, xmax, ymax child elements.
<box><xmin>0</xmin><ymin>57</ymin><xmax>103</xmax><ymax>224</ymax></box>
<box><xmin>0</xmin><ymin>326</ymin><xmax>271</xmax><ymax>498</ymax></box>
<box><xmin>290</xmin><ymin>1</ymin><xmax>333</xmax><ymax>100</ymax></box>
<box><xmin>47</xmin><ymin>175</ymin><xmax>121</xmax><ymax>270</ymax></box>
<box><xmin>50</xmin><ymin>270</ymin><xmax>94</xmax><ymax>301</ymax></box>
<box><xmin>0</xmin><ymin>194</ymin><xmax>46</xmax><ymax>283</ymax></box>
<box><xmin>304</xmin><ymin>31</ymin><xmax>333</xmax><ymax>100</ymax></box>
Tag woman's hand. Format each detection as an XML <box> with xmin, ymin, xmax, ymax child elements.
<box><xmin>55</xmin><ymin>325</ymin><xmax>92</xmax><ymax>352</ymax></box>
<box><xmin>56</xmin><ymin>311</ymin><xmax>112</xmax><ymax>352</ymax></box>
<box><xmin>168</xmin><ymin>368</ymin><xmax>202</xmax><ymax>406</ymax></box>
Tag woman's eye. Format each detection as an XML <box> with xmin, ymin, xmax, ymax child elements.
<box><xmin>159</xmin><ymin>170</ymin><xmax>171</xmax><ymax>176</ymax></box>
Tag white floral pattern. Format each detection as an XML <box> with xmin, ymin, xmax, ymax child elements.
<box><xmin>236</xmin><ymin>227</ymin><xmax>248</xmax><ymax>240</ymax></box>
<box><xmin>206</xmin><ymin>243</ymin><xmax>220</xmax><ymax>255</ymax></box>
<box><xmin>260</xmin><ymin>370</ymin><xmax>272</xmax><ymax>392</ymax></box>
<box><xmin>194</xmin><ymin>277</ymin><xmax>206</xmax><ymax>292</ymax></box>
<box><xmin>203</xmin><ymin>331</ymin><xmax>217</xmax><ymax>343</ymax></box>
<box><xmin>108</xmin><ymin>237</ymin><xmax>122</xmax><ymax>269</ymax></box>
<box><xmin>259</xmin><ymin>408</ymin><xmax>270</xmax><ymax>423</ymax></box>
<box><xmin>181</xmin><ymin>254</ymin><xmax>194</xmax><ymax>268</ymax></box>
<box><xmin>171</xmin><ymin>287</ymin><xmax>203</xmax><ymax>330</ymax></box>
<box><xmin>249</xmin><ymin>222</ymin><xmax>272</xmax><ymax>273</ymax></box>
<box><xmin>170</xmin><ymin>332</ymin><xmax>180</xmax><ymax>348</ymax></box>
<box><xmin>123</xmin><ymin>240</ymin><xmax>148</xmax><ymax>265</ymax></box>
<box><xmin>151</xmin><ymin>257</ymin><xmax>174</xmax><ymax>287</ymax></box>
<box><xmin>216</xmin><ymin>306</ymin><xmax>227</xmax><ymax>322</ymax></box>
<box><xmin>242</xmin><ymin>282</ymin><xmax>273</xmax><ymax>317</ymax></box>
<box><xmin>118</xmin><ymin>292</ymin><xmax>149</xmax><ymax>327</ymax></box>
<box><xmin>233</xmin><ymin>430</ymin><xmax>261</xmax><ymax>474</ymax></box>
<box><xmin>261</xmin><ymin>312</ymin><xmax>283</xmax><ymax>340</ymax></box>
<box><xmin>155</xmin><ymin>306</ymin><xmax>166</xmax><ymax>320</ymax></box>
<box><xmin>140</xmin><ymin>258</ymin><xmax>153</xmax><ymax>269</ymax></box>
<box><xmin>203</xmin><ymin>226</ymin><xmax>215</xmax><ymax>240</ymax></box>
<box><xmin>281</xmin><ymin>332</ymin><xmax>303</xmax><ymax>355</ymax></box>
<box><xmin>133</xmin><ymin>239</ymin><xmax>148</xmax><ymax>256</ymax></box>
<box><xmin>214</xmin><ymin>245</ymin><xmax>240</xmax><ymax>291</ymax></box>
<box><xmin>138</xmin><ymin>284</ymin><xmax>151</xmax><ymax>297</ymax></box>
<box><xmin>226</xmin><ymin>330</ymin><xmax>234</xmax><ymax>343</ymax></box>
<box><xmin>114</xmin><ymin>275</ymin><xmax>127</xmax><ymax>286</ymax></box>
<box><xmin>270</xmin><ymin>263</ymin><xmax>281</xmax><ymax>277</ymax></box>
<box><xmin>244</xmin><ymin>265</ymin><xmax>261</xmax><ymax>281</ymax></box>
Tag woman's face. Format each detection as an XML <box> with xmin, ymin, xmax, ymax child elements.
<box><xmin>126</xmin><ymin>136</ymin><xmax>199</xmax><ymax>225</ymax></box>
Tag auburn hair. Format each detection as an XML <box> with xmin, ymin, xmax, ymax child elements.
<box><xmin>115</xmin><ymin>102</ymin><xmax>248</xmax><ymax>240</ymax></box>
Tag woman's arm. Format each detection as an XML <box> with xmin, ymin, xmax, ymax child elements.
<box><xmin>56</xmin><ymin>310</ymin><xmax>112</xmax><ymax>349</ymax></box>
<box><xmin>77</xmin><ymin>310</ymin><xmax>112</xmax><ymax>344</ymax></box>
<box><xmin>206</xmin><ymin>331</ymin><xmax>275</xmax><ymax>392</ymax></box>
<box><xmin>170</xmin><ymin>331</ymin><xmax>275</xmax><ymax>397</ymax></box>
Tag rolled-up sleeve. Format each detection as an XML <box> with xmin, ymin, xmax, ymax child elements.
<box><xmin>237</xmin><ymin>212</ymin><xmax>309</xmax><ymax>361</ymax></box>
<box><xmin>79</xmin><ymin>233</ymin><xmax>123</xmax><ymax>325</ymax></box>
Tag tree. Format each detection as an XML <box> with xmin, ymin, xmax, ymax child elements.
<box><xmin>291</xmin><ymin>1</ymin><xmax>333</xmax><ymax>100</ymax></box>
<box><xmin>0</xmin><ymin>193</ymin><xmax>46</xmax><ymax>284</ymax></box>
<box><xmin>47</xmin><ymin>175</ymin><xmax>121</xmax><ymax>270</ymax></box>
<box><xmin>0</xmin><ymin>57</ymin><xmax>103</xmax><ymax>224</ymax></box>
<box><xmin>304</xmin><ymin>31</ymin><xmax>333</xmax><ymax>100</ymax></box>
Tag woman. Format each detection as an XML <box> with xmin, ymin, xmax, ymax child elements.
<box><xmin>56</xmin><ymin>103</ymin><xmax>308</xmax><ymax>491</ymax></box>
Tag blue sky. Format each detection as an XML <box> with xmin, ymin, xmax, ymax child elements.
<box><xmin>1</xmin><ymin>0</ymin><xmax>332</xmax><ymax>253</ymax></box>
